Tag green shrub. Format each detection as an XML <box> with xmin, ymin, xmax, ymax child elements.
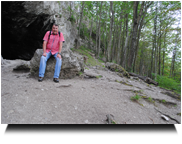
<box><xmin>74</xmin><ymin>46</ymin><xmax>103</xmax><ymax>67</ymax></box>
<box><xmin>112</xmin><ymin>60</ymin><xmax>117</xmax><ymax>64</ymax></box>
<box><xmin>96</xmin><ymin>75</ymin><xmax>102</xmax><ymax>79</ymax></box>
<box><xmin>98</xmin><ymin>59</ymin><xmax>104</xmax><ymax>63</ymax></box>
<box><xmin>161</xmin><ymin>99</ymin><xmax>166</xmax><ymax>103</ymax></box>
<box><xmin>115</xmin><ymin>69</ymin><xmax>119</xmax><ymax>72</ymax></box>
<box><xmin>153</xmin><ymin>74</ymin><xmax>181</xmax><ymax>94</ymax></box>
<box><xmin>131</xmin><ymin>95</ymin><xmax>141</xmax><ymax>101</ymax></box>
<box><xmin>147</xmin><ymin>96</ymin><xmax>153</xmax><ymax>103</ymax></box>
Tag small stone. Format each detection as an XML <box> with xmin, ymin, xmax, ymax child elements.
<box><xmin>161</xmin><ymin>115</ymin><xmax>169</xmax><ymax>121</ymax></box>
<box><xmin>7</xmin><ymin>110</ymin><xmax>14</xmax><ymax>115</ymax></box>
<box><xmin>41</xmin><ymin>89</ymin><xmax>44</xmax><ymax>91</ymax></box>
<box><xmin>84</xmin><ymin>120</ymin><xmax>88</xmax><ymax>124</ymax></box>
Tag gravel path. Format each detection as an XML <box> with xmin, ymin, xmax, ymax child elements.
<box><xmin>1</xmin><ymin>60</ymin><xmax>181</xmax><ymax>124</ymax></box>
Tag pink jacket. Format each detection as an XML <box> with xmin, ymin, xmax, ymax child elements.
<box><xmin>43</xmin><ymin>31</ymin><xmax>65</xmax><ymax>55</ymax></box>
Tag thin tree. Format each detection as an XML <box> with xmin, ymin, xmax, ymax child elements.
<box><xmin>76</xmin><ymin>1</ymin><xmax>85</xmax><ymax>49</ymax></box>
<box><xmin>97</xmin><ymin>1</ymin><xmax>103</xmax><ymax>58</ymax></box>
<box><xmin>154</xmin><ymin>2</ymin><xmax>158</xmax><ymax>80</ymax></box>
<box><xmin>107</xmin><ymin>1</ymin><xmax>114</xmax><ymax>62</ymax></box>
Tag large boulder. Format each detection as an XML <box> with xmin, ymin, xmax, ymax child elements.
<box><xmin>1</xmin><ymin>56</ymin><xmax>4</xmax><ymax>65</ymax></box>
<box><xmin>105</xmin><ymin>62</ymin><xmax>130</xmax><ymax>78</ymax></box>
<box><xmin>30</xmin><ymin>49</ymin><xmax>84</xmax><ymax>79</ymax></box>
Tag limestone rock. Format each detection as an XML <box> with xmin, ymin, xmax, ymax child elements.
<box><xmin>102</xmin><ymin>57</ymin><xmax>106</xmax><ymax>62</ymax></box>
<box><xmin>105</xmin><ymin>62</ymin><xmax>130</xmax><ymax>78</ymax></box>
<box><xmin>13</xmin><ymin>61</ymin><xmax>30</xmax><ymax>72</ymax></box>
<box><xmin>1</xmin><ymin>56</ymin><xmax>4</xmax><ymax>65</ymax></box>
<box><xmin>30</xmin><ymin>49</ymin><xmax>84</xmax><ymax>79</ymax></box>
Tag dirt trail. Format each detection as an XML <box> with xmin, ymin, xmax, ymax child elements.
<box><xmin>1</xmin><ymin>60</ymin><xmax>181</xmax><ymax>124</ymax></box>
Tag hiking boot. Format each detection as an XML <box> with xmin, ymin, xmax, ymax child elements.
<box><xmin>53</xmin><ymin>78</ymin><xmax>59</xmax><ymax>83</ymax></box>
<box><xmin>38</xmin><ymin>77</ymin><xmax>43</xmax><ymax>82</ymax></box>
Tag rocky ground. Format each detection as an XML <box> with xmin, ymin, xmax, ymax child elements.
<box><xmin>1</xmin><ymin>59</ymin><xmax>181</xmax><ymax>124</ymax></box>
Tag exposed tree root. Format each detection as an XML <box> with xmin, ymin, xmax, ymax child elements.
<box><xmin>154</xmin><ymin>108</ymin><xmax>180</xmax><ymax>124</ymax></box>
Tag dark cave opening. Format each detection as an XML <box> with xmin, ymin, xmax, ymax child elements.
<box><xmin>1</xmin><ymin>1</ymin><xmax>53</xmax><ymax>60</ymax></box>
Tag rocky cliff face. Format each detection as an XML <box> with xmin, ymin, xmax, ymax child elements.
<box><xmin>1</xmin><ymin>1</ymin><xmax>77</xmax><ymax>60</ymax></box>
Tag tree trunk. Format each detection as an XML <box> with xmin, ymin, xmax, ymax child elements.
<box><xmin>154</xmin><ymin>2</ymin><xmax>158</xmax><ymax>80</ymax></box>
<box><xmin>70</xmin><ymin>1</ymin><xmax>72</xmax><ymax>18</ymax></box>
<box><xmin>128</xmin><ymin>1</ymin><xmax>139</xmax><ymax>72</ymax></box>
<box><xmin>127</xmin><ymin>28</ymin><xmax>133</xmax><ymax>70</ymax></box>
<box><xmin>120</xmin><ymin>15</ymin><xmax>126</xmax><ymax>65</ymax></box>
<box><xmin>139</xmin><ymin>44</ymin><xmax>144</xmax><ymax>75</ymax></box>
<box><xmin>133</xmin><ymin>2</ymin><xmax>148</xmax><ymax>72</ymax></box>
<box><xmin>158</xmin><ymin>2</ymin><xmax>162</xmax><ymax>76</ymax></box>
<box><xmin>107</xmin><ymin>1</ymin><xmax>114</xmax><ymax>62</ymax></box>
<box><xmin>104</xmin><ymin>22</ymin><xmax>108</xmax><ymax>58</ymax></box>
<box><xmin>97</xmin><ymin>1</ymin><xmax>103</xmax><ymax>58</ymax></box>
<box><xmin>111</xmin><ymin>22</ymin><xmax>118</xmax><ymax>62</ymax></box>
<box><xmin>76</xmin><ymin>1</ymin><xmax>85</xmax><ymax>49</ymax></box>
<box><xmin>158</xmin><ymin>24</ymin><xmax>162</xmax><ymax>76</ymax></box>
<box><xmin>111</xmin><ymin>21</ymin><xmax>115</xmax><ymax>62</ymax></box>
<box><xmin>122</xmin><ymin>13</ymin><xmax>129</xmax><ymax>68</ymax></box>
<box><xmin>162</xmin><ymin>32</ymin><xmax>166</xmax><ymax>75</ymax></box>
<box><xmin>89</xmin><ymin>17</ymin><xmax>93</xmax><ymax>50</ymax></box>
<box><xmin>131</xmin><ymin>1</ymin><xmax>145</xmax><ymax>72</ymax></box>
<box><xmin>129</xmin><ymin>72</ymin><xmax>158</xmax><ymax>86</ymax></box>
<box><xmin>117</xmin><ymin>13</ymin><xmax>123</xmax><ymax>64</ymax></box>
<box><xmin>170</xmin><ymin>23</ymin><xmax>180</xmax><ymax>77</ymax></box>
<box><xmin>95</xmin><ymin>2</ymin><xmax>99</xmax><ymax>54</ymax></box>
<box><xmin>103</xmin><ymin>2</ymin><xmax>108</xmax><ymax>58</ymax></box>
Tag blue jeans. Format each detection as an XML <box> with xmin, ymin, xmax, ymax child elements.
<box><xmin>39</xmin><ymin>51</ymin><xmax>62</xmax><ymax>78</ymax></box>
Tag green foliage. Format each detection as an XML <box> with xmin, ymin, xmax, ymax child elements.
<box><xmin>85</xmin><ymin>67</ymin><xmax>89</xmax><ymax>70</ymax></box>
<box><xmin>69</xmin><ymin>15</ymin><xmax>76</xmax><ymax>24</ymax></box>
<box><xmin>147</xmin><ymin>96</ymin><xmax>153</xmax><ymax>103</ymax></box>
<box><xmin>154</xmin><ymin>74</ymin><xmax>181</xmax><ymax>94</ymax></box>
<box><xmin>98</xmin><ymin>59</ymin><xmax>104</xmax><ymax>63</ymax></box>
<box><xmin>161</xmin><ymin>99</ymin><xmax>166</xmax><ymax>103</ymax></box>
<box><xmin>131</xmin><ymin>95</ymin><xmax>141</xmax><ymax>101</ymax></box>
<box><xmin>115</xmin><ymin>69</ymin><xmax>119</xmax><ymax>72</ymax></box>
<box><xmin>78</xmin><ymin>71</ymin><xmax>83</xmax><ymax>76</ymax></box>
<box><xmin>80</xmin><ymin>23</ymin><xmax>90</xmax><ymax>39</ymax></box>
<box><xmin>57</xmin><ymin>1</ymin><xmax>61</xmax><ymax>5</ymax></box>
<box><xmin>71</xmin><ymin>1</ymin><xmax>181</xmax><ymax>81</ymax></box>
<box><xmin>112</xmin><ymin>60</ymin><xmax>117</xmax><ymax>64</ymax></box>
<box><xmin>96</xmin><ymin>75</ymin><xmax>102</xmax><ymax>79</ymax></box>
<box><xmin>73</xmin><ymin>46</ymin><xmax>103</xmax><ymax>67</ymax></box>
<box><xmin>70</xmin><ymin>48</ymin><xmax>74</xmax><ymax>51</ymax></box>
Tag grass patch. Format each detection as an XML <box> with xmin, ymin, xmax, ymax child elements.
<box><xmin>131</xmin><ymin>95</ymin><xmax>141</xmax><ymax>101</ymax></box>
<box><xmin>98</xmin><ymin>59</ymin><xmax>104</xmax><ymax>63</ymax></box>
<box><xmin>73</xmin><ymin>46</ymin><xmax>103</xmax><ymax>67</ymax></box>
<box><xmin>78</xmin><ymin>71</ymin><xmax>83</xmax><ymax>76</ymax></box>
<box><xmin>85</xmin><ymin>67</ymin><xmax>89</xmax><ymax>70</ymax></box>
<box><xmin>177</xmin><ymin>113</ymin><xmax>181</xmax><ymax>116</ymax></box>
<box><xmin>112</xmin><ymin>60</ymin><xmax>117</xmax><ymax>64</ymax></box>
<box><xmin>131</xmin><ymin>94</ymin><xmax>144</xmax><ymax>106</ymax></box>
<box><xmin>115</xmin><ymin>69</ymin><xmax>119</xmax><ymax>72</ymax></box>
<box><xmin>161</xmin><ymin>99</ymin><xmax>166</xmax><ymax>103</ymax></box>
<box><xmin>147</xmin><ymin>96</ymin><xmax>153</xmax><ymax>102</ymax></box>
<box><xmin>96</xmin><ymin>75</ymin><xmax>102</xmax><ymax>79</ymax></box>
